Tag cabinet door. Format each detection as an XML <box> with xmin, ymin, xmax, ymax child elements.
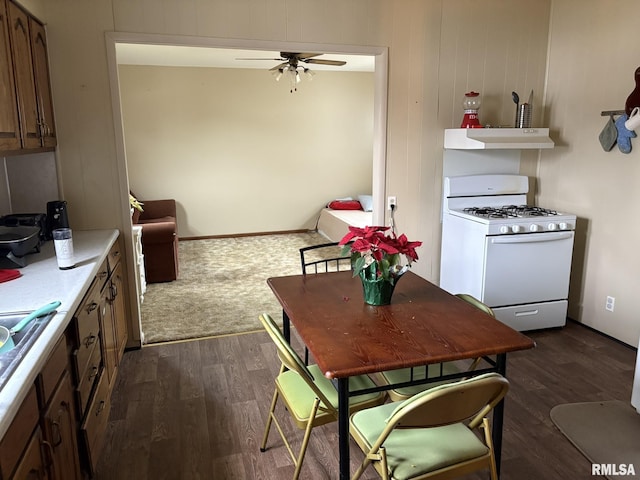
<box><xmin>0</xmin><ymin>0</ymin><xmax>20</xmax><ymax>150</ymax></box>
<box><xmin>110</xmin><ymin>262</ymin><xmax>128</xmax><ymax>360</ymax></box>
<box><xmin>42</xmin><ymin>371</ymin><xmax>81</xmax><ymax>480</ymax></box>
<box><xmin>0</xmin><ymin>385</ymin><xmax>39</xmax><ymax>479</ymax></box>
<box><xmin>28</xmin><ymin>18</ymin><xmax>55</xmax><ymax>147</ymax></box>
<box><xmin>10</xmin><ymin>427</ymin><xmax>47</xmax><ymax>480</ymax></box>
<box><xmin>7</xmin><ymin>0</ymin><xmax>39</xmax><ymax>148</ymax></box>
<box><xmin>100</xmin><ymin>282</ymin><xmax>117</xmax><ymax>387</ymax></box>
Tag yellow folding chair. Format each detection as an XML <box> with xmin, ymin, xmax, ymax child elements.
<box><xmin>258</xmin><ymin>313</ymin><xmax>386</xmax><ymax>480</ymax></box>
<box><xmin>350</xmin><ymin>372</ymin><xmax>510</xmax><ymax>480</ymax></box>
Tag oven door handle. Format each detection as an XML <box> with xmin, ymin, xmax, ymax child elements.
<box><xmin>490</xmin><ymin>232</ymin><xmax>573</xmax><ymax>244</ymax></box>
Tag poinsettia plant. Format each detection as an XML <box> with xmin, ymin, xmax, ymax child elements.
<box><xmin>339</xmin><ymin>226</ymin><xmax>422</xmax><ymax>284</ymax></box>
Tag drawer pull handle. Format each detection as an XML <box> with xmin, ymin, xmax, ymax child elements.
<box><xmin>42</xmin><ymin>440</ymin><xmax>54</xmax><ymax>469</ymax></box>
<box><xmin>96</xmin><ymin>400</ymin><xmax>106</xmax><ymax>416</ymax></box>
<box><xmin>88</xmin><ymin>366</ymin><xmax>98</xmax><ymax>379</ymax></box>
<box><xmin>84</xmin><ymin>334</ymin><xmax>97</xmax><ymax>348</ymax></box>
<box><xmin>86</xmin><ymin>302</ymin><xmax>98</xmax><ymax>313</ymax></box>
<box><xmin>98</xmin><ymin>271</ymin><xmax>108</xmax><ymax>279</ymax></box>
<box><xmin>51</xmin><ymin>420</ymin><xmax>62</xmax><ymax>447</ymax></box>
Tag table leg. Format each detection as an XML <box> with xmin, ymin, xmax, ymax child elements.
<box><xmin>494</xmin><ymin>353</ymin><xmax>507</xmax><ymax>478</ymax></box>
<box><xmin>282</xmin><ymin>311</ymin><xmax>290</xmax><ymax>343</ymax></box>
<box><xmin>337</xmin><ymin>377</ymin><xmax>350</xmax><ymax>480</ymax></box>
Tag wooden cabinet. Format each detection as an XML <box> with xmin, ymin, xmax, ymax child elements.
<box><xmin>79</xmin><ymin>368</ymin><xmax>110</xmax><ymax>474</ymax></box>
<box><xmin>0</xmin><ymin>0</ymin><xmax>20</xmax><ymax>150</ymax></box>
<box><xmin>39</xmin><ymin>338</ymin><xmax>81</xmax><ymax>480</ymax></box>
<box><xmin>101</xmin><ymin>241</ymin><xmax>127</xmax><ymax>387</ymax></box>
<box><xmin>100</xmin><ymin>280</ymin><xmax>117</xmax><ymax>387</ymax></box>
<box><xmin>69</xmin><ymin>277</ymin><xmax>102</xmax><ymax>418</ymax></box>
<box><xmin>68</xmin><ymin>238</ymin><xmax>128</xmax><ymax>476</ymax></box>
<box><xmin>109</xmin><ymin>248</ymin><xmax>128</xmax><ymax>364</ymax></box>
<box><xmin>28</xmin><ymin>18</ymin><xmax>55</xmax><ymax>148</ymax></box>
<box><xmin>0</xmin><ymin>236</ymin><xmax>128</xmax><ymax>480</ymax></box>
<box><xmin>3</xmin><ymin>0</ymin><xmax>56</xmax><ymax>152</ymax></box>
<box><xmin>10</xmin><ymin>427</ymin><xmax>47</xmax><ymax>480</ymax></box>
<box><xmin>0</xmin><ymin>385</ymin><xmax>40</xmax><ymax>479</ymax></box>
<box><xmin>0</xmin><ymin>336</ymin><xmax>81</xmax><ymax>480</ymax></box>
<box><xmin>42</xmin><ymin>372</ymin><xmax>81</xmax><ymax>480</ymax></box>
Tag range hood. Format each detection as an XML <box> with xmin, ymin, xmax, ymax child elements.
<box><xmin>444</xmin><ymin>128</ymin><xmax>554</xmax><ymax>150</ymax></box>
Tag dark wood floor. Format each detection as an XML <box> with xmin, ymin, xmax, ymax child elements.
<box><xmin>94</xmin><ymin>320</ymin><xmax>636</xmax><ymax>479</ymax></box>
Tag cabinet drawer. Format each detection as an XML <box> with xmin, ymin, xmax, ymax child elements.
<box><xmin>0</xmin><ymin>384</ymin><xmax>38</xmax><ymax>478</ymax></box>
<box><xmin>96</xmin><ymin>257</ymin><xmax>109</xmax><ymax>290</ymax></box>
<box><xmin>76</xmin><ymin>342</ymin><xmax>101</xmax><ymax>417</ymax></box>
<box><xmin>71</xmin><ymin>281</ymin><xmax>101</xmax><ymax>379</ymax></box>
<box><xmin>39</xmin><ymin>335</ymin><xmax>68</xmax><ymax>407</ymax></box>
<box><xmin>80</xmin><ymin>370</ymin><xmax>111</xmax><ymax>474</ymax></box>
<box><xmin>107</xmin><ymin>241</ymin><xmax>121</xmax><ymax>273</ymax></box>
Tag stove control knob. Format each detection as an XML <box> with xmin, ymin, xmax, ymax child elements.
<box><xmin>529</xmin><ymin>224</ymin><xmax>540</xmax><ymax>232</ymax></box>
<box><xmin>548</xmin><ymin>223</ymin><xmax>558</xmax><ymax>231</ymax></box>
<box><xmin>500</xmin><ymin>225</ymin><xmax>511</xmax><ymax>234</ymax></box>
<box><xmin>559</xmin><ymin>222</ymin><xmax>568</xmax><ymax>230</ymax></box>
<box><xmin>511</xmin><ymin>225</ymin><xmax>522</xmax><ymax>233</ymax></box>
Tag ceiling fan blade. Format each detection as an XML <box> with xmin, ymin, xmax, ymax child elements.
<box><xmin>236</xmin><ymin>57</ymin><xmax>284</xmax><ymax>61</ymax></box>
<box><xmin>268</xmin><ymin>62</ymin><xmax>289</xmax><ymax>72</ymax></box>
<box><xmin>304</xmin><ymin>59</ymin><xmax>347</xmax><ymax>66</ymax></box>
<box><xmin>288</xmin><ymin>52</ymin><xmax>322</xmax><ymax>60</ymax></box>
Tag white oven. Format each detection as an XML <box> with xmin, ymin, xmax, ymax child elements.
<box><xmin>440</xmin><ymin>174</ymin><xmax>577</xmax><ymax>331</ymax></box>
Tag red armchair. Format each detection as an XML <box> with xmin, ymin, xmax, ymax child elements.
<box><xmin>133</xmin><ymin>197</ymin><xmax>179</xmax><ymax>283</ymax></box>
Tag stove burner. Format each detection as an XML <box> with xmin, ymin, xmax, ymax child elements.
<box><xmin>502</xmin><ymin>205</ymin><xmax>559</xmax><ymax>217</ymax></box>
<box><xmin>463</xmin><ymin>205</ymin><xmax>560</xmax><ymax>219</ymax></box>
<box><xmin>463</xmin><ymin>207</ymin><xmax>516</xmax><ymax>218</ymax></box>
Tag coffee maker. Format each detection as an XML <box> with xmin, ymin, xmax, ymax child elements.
<box><xmin>46</xmin><ymin>200</ymin><xmax>69</xmax><ymax>240</ymax></box>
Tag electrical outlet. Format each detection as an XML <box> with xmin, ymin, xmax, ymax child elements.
<box><xmin>605</xmin><ymin>296</ymin><xmax>615</xmax><ymax>312</ymax></box>
<box><xmin>387</xmin><ymin>196</ymin><xmax>397</xmax><ymax>210</ymax></box>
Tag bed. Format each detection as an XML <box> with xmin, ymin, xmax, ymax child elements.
<box><xmin>317</xmin><ymin>208</ymin><xmax>373</xmax><ymax>242</ymax></box>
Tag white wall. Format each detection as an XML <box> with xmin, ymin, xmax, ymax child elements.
<box><xmin>1</xmin><ymin>153</ymin><xmax>59</xmax><ymax>214</ymax></box>
<box><xmin>539</xmin><ymin>0</ymin><xmax>640</xmax><ymax>345</ymax></box>
<box><xmin>119</xmin><ymin>65</ymin><xmax>374</xmax><ymax>237</ymax></box>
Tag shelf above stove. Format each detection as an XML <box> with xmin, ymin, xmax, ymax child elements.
<box><xmin>444</xmin><ymin>128</ymin><xmax>555</xmax><ymax>150</ymax></box>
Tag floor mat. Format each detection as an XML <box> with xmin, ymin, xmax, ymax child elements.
<box><xmin>550</xmin><ymin>400</ymin><xmax>640</xmax><ymax>479</ymax></box>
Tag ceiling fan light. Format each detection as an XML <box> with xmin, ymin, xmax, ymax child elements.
<box><xmin>304</xmin><ymin>68</ymin><xmax>315</xmax><ymax>80</ymax></box>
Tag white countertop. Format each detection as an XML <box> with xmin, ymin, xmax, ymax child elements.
<box><xmin>0</xmin><ymin>229</ymin><xmax>118</xmax><ymax>439</ymax></box>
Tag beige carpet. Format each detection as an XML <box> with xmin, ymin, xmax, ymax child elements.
<box><xmin>140</xmin><ymin>231</ymin><xmax>337</xmax><ymax>344</ymax></box>
<box><xmin>550</xmin><ymin>400</ymin><xmax>640</xmax><ymax>479</ymax></box>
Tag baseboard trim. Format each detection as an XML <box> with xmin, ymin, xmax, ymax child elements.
<box><xmin>567</xmin><ymin>318</ymin><xmax>636</xmax><ymax>351</ymax></box>
<box><xmin>179</xmin><ymin>229</ymin><xmax>312</xmax><ymax>241</ymax></box>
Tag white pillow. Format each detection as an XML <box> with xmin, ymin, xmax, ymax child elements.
<box><xmin>358</xmin><ymin>195</ymin><xmax>373</xmax><ymax>212</ymax></box>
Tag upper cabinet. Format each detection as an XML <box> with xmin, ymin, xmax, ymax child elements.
<box><xmin>28</xmin><ymin>17</ymin><xmax>55</xmax><ymax>148</ymax></box>
<box><xmin>444</xmin><ymin>128</ymin><xmax>554</xmax><ymax>150</ymax></box>
<box><xmin>0</xmin><ymin>0</ymin><xmax>19</xmax><ymax>150</ymax></box>
<box><xmin>1</xmin><ymin>0</ymin><xmax>56</xmax><ymax>153</ymax></box>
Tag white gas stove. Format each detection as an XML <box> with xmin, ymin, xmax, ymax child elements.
<box><xmin>440</xmin><ymin>174</ymin><xmax>577</xmax><ymax>331</ymax></box>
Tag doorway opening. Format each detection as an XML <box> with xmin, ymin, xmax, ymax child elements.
<box><xmin>105</xmin><ymin>33</ymin><xmax>389</xmax><ymax>345</ymax></box>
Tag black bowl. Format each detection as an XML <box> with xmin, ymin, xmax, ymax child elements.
<box><xmin>0</xmin><ymin>226</ymin><xmax>41</xmax><ymax>257</ymax></box>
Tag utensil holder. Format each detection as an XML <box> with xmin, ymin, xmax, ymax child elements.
<box><xmin>516</xmin><ymin>104</ymin><xmax>532</xmax><ymax>128</ymax></box>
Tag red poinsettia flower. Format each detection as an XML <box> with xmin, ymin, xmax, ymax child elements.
<box><xmin>339</xmin><ymin>225</ymin><xmax>422</xmax><ymax>283</ymax></box>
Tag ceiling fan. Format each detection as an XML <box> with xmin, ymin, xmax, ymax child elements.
<box><xmin>237</xmin><ymin>52</ymin><xmax>347</xmax><ymax>92</ymax></box>
<box><xmin>238</xmin><ymin>51</ymin><xmax>347</xmax><ymax>71</ymax></box>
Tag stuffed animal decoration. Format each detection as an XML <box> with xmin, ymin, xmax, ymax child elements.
<box><xmin>624</xmin><ymin>66</ymin><xmax>640</xmax><ymax>116</ymax></box>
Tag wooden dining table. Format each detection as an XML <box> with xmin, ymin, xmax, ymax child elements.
<box><xmin>267</xmin><ymin>270</ymin><xmax>535</xmax><ymax>479</ymax></box>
